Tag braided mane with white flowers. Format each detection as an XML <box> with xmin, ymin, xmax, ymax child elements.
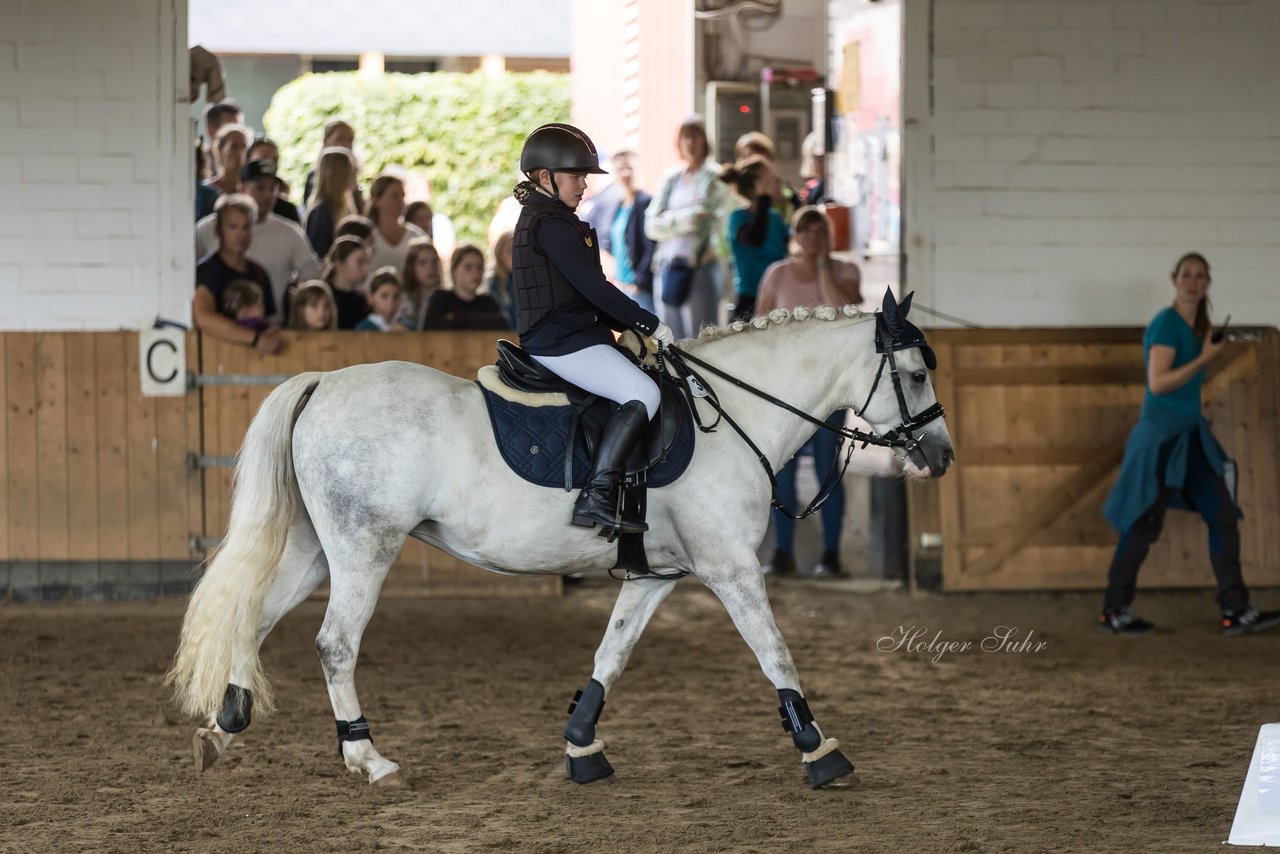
<box><xmin>694</xmin><ymin>303</ymin><xmax>867</xmax><ymax>342</ymax></box>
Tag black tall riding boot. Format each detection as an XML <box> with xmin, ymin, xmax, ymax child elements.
<box><xmin>572</xmin><ymin>400</ymin><xmax>649</xmax><ymax>534</ymax></box>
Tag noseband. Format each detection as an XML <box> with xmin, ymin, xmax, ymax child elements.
<box><xmin>658</xmin><ymin>312</ymin><xmax>945</xmax><ymax>520</ymax></box>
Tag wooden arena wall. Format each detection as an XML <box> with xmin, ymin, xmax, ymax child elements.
<box><xmin>0</xmin><ymin>331</ymin><xmax>560</xmax><ymax>600</ymax></box>
<box><xmin>4</xmin><ymin>327</ymin><xmax>1275</xmax><ymax>598</ymax></box>
<box><xmin>907</xmin><ymin>327</ymin><xmax>1280</xmax><ymax>592</ymax></box>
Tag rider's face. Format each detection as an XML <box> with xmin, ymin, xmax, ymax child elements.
<box><xmin>548</xmin><ymin>170</ymin><xmax>588</xmax><ymax>209</ymax></box>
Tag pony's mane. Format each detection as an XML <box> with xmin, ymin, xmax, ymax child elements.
<box><xmin>689</xmin><ymin>303</ymin><xmax>869</xmax><ymax>344</ymax></box>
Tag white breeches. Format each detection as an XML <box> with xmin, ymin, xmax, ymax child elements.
<box><xmin>532</xmin><ymin>344</ymin><xmax>661</xmax><ymax>420</ymax></box>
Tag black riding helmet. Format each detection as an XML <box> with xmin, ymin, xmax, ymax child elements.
<box><xmin>520</xmin><ymin>123</ymin><xmax>607</xmax><ymax>203</ymax></box>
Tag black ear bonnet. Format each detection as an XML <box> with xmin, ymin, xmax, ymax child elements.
<box><xmin>875</xmin><ymin>289</ymin><xmax>936</xmax><ymax>370</ymax></box>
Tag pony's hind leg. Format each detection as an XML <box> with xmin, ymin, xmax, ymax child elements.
<box><xmin>563</xmin><ymin>576</ymin><xmax>679</xmax><ymax>783</ymax></box>
<box><xmin>194</xmin><ymin>519</ymin><xmax>330</xmax><ymax>771</ymax></box>
<box><xmin>704</xmin><ymin>564</ymin><xmax>856</xmax><ymax>789</ymax></box>
<box><xmin>314</xmin><ymin>528</ymin><xmax>405</xmax><ymax>787</ymax></box>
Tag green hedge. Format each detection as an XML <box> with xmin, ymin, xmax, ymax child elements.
<box><xmin>264</xmin><ymin>71</ymin><xmax>571</xmax><ymax>249</ymax></box>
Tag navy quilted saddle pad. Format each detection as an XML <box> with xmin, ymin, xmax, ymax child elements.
<box><xmin>478</xmin><ymin>372</ymin><xmax>696</xmax><ymax>491</ymax></box>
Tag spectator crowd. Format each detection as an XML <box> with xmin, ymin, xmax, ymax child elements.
<box><xmin>193</xmin><ymin>99</ymin><xmax>853</xmax><ymax>359</ymax></box>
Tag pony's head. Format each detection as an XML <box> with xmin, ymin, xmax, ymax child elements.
<box><xmin>854</xmin><ymin>289</ymin><xmax>954</xmax><ymax>478</ymax></box>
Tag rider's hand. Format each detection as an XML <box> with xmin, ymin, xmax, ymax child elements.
<box><xmin>652</xmin><ymin>322</ymin><xmax>675</xmax><ymax>347</ymax></box>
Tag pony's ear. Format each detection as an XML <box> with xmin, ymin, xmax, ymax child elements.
<box><xmin>881</xmin><ymin>287</ymin><xmax>899</xmax><ymax>319</ymax></box>
<box><xmin>899</xmin><ymin>291</ymin><xmax>915</xmax><ymax>318</ymax></box>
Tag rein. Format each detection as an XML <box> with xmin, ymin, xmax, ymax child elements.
<box><xmin>654</xmin><ymin>314</ymin><xmax>945</xmax><ymax>521</ymax></box>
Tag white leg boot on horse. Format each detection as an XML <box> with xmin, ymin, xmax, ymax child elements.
<box><xmin>563</xmin><ymin>576</ymin><xmax>680</xmax><ymax>783</ymax></box>
<box><xmin>193</xmin><ymin>518</ymin><xmax>330</xmax><ymax>772</ymax></box>
<box><xmin>704</xmin><ymin>563</ymin><xmax>856</xmax><ymax>789</ymax></box>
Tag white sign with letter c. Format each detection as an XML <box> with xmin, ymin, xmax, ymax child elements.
<box><xmin>139</xmin><ymin>328</ymin><xmax>186</xmax><ymax>397</ymax></box>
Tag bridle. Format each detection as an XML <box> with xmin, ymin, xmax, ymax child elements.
<box><xmin>656</xmin><ymin>312</ymin><xmax>945</xmax><ymax>521</ymax></box>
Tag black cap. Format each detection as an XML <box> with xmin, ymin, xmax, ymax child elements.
<box><xmin>241</xmin><ymin>159</ymin><xmax>279</xmax><ymax>184</ymax></box>
<box><xmin>519</xmin><ymin>123</ymin><xmax>607</xmax><ymax>175</ymax></box>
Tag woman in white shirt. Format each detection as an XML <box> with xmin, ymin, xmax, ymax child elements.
<box><xmin>644</xmin><ymin>117</ymin><xmax>730</xmax><ymax>340</ymax></box>
<box><xmin>365</xmin><ymin>173</ymin><xmax>427</xmax><ymax>275</ymax></box>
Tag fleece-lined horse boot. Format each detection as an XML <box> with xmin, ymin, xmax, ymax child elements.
<box><xmin>572</xmin><ymin>400</ymin><xmax>649</xmax><ymax>534</ymax></box>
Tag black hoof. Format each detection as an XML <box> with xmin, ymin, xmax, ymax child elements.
<box><xmin>804</xmin><ymin>748</ymin><xmax>855</xmax><ymax>788</ymax></box>
<box><xmin>565</xmin><ymin>750</ymin><xmax>615</xmax><ymax>784</ymax></box>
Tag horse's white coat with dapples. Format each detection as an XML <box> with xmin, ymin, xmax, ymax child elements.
<box><xmin>168</xmin><ymin>300</ymin><xmax>954</xmax><ymax>786</ymax></box>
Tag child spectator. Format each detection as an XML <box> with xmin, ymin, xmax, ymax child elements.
<box><xmin>398</xmin><ymin>237</ymin><xmax>442</xmax><ymax>331</ymax></box>
<box><xmin>334</xmin><ymin>214</ymin><xmax>376</xmax><ymax>251</ymax></box>
<box><xmin>305</xmin><ymin>147</ymin><xmax>358</xmax><ymax>258</ymax></box>
<box><xmin>355</xmin><ymin>267</ymin><xmax>407</xmax><ymax>332</ymax></box>
<box><xmin>720</xmin><ymin>155</ymin><xmax>789</xmax><ymax>321</ymax></box>
<box><xmin>366</xmin><ymin>172</ymin><xmax>428</xmax><ymax>274</ymax></box>
<box><xmin>321</xmin><ymin>235</ymin><xmax>373</xmax><ymax>330</ymax></box>
<box><xmin>405</xmin><ymin>195</ymin><xmax>456</xmax><ymax>261</ymax></box>
<box><xmin>487</xmin><ymin>231</ymin><xmax>517</xmax><ymax>329</ymax></box>
<box><xmin>422</xmin><ymin>244</ymin><xmax>508</xmax><ymax>330</ymax></box>
<box><xmin>220</xmin><ymin>279</ymin><xmax>269</xmax><ymax>332</ymax></box>
<box><xmin>404</xmin><ymin>200</ymin><xmax>434</xmax><ymax>241</ymax></box>
<box><xmin>288</xmin><ymin>280</ymin><xmax>338</xmax><ymax>331</ymax></box>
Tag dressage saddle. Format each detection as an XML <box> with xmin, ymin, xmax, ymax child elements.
<box><xmin>482</xmin><ymin>339</ymin><xmax>693</xmax><ymax>488</ymax></box>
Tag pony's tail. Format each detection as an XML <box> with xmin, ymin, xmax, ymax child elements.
<box><xmin>166</xmin><ymin>372</ymin><xmax>322</xmax><ymax>720</ymax></box>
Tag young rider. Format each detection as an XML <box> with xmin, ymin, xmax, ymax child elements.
<box><xmin>510</xmin><ymin>123</ymin><xmax>675</xmax><ymax>534</ymax></box>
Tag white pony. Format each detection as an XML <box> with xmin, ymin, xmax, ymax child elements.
<box><xmin>168</xmin><ymin>298</ymin><xmax>953</xmax><ymax>789</ymax></box>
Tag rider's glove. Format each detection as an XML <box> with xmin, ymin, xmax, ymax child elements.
<box><xmin>652</xmin><ymin>322</ymin><xmax>675</xmax><ymax>347</ymax></box>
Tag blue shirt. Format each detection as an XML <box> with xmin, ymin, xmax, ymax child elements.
<box><xmin>727</xmin><ymin>206</ymin><xmax>789</xmax><ymax>298</ymax></box>
<box><xmin>1143</xmin><ymin>307</ymin><xmax>1202</xmax><ymax>418</ymax></box>
<box><xmin>610</xmin><ymin>203</ymin><xmax>635</xmax><ymax>285</ymax></box>
<box><xmin>1103</xmin><ymin>306</ymin><xmax>1230</xmax><ymax>533</ymax></box>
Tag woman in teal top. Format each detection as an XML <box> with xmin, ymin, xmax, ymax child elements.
<box><xmin>720</xmin><ymin>155</ymin><xmax>789</xmax><ymax>321</ymax></box>
<box><xmin>1099</xmin><ymin>252</ymin><xmax>1279</xmax><ymax>636</ymax></box>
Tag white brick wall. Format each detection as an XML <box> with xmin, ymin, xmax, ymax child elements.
<box><xmin>0</xmin><ymin>0</ymin><xmax>190</xmax><ymax>331</ymax></box>
<box><xmin>903</xmin><ymin>0</ymin><xmax>1280</xmax><ymax>327</ymax></box>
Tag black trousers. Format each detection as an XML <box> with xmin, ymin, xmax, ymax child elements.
<box><xmin>1104</xmin><ymin>434</ymin><xmax>1246</xmax><ymax>613</ymax></box>
<box><xmin>730</xmin><ymin>295</ymin><xmax>755</xmax><ymax>322</ymax></box>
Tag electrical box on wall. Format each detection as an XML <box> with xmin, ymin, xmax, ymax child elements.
<box><xmin>706</xmin><ymin>68</ymin><xmax>821</xmax><ymax>186</ymax></box>
<box><xmin>706</xmin><ymin>81</ymin><xmax>761</xmax><ymax>166</ymax></box>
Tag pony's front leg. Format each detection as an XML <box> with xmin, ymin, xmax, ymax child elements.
<box><xmin>563</xmin><ymin>576</ymin><xmax>679</xmax><ymax>783</ymax></box>
<box><xmin>704</xmin><ymin>566</ymin><xmax>856</xmax><ymax>789</ymax></box>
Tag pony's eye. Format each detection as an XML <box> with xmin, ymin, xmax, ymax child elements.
<box><xmin>911</xmin><ymin>371</ymin><xmax>927</xmax><ymax>384</ymax></box>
